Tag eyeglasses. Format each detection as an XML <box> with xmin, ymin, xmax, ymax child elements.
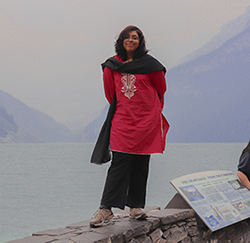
<box><xmin>124</xmin><ymin>35</ymin><xmax>139</xmax><ymax>41</ymax></box>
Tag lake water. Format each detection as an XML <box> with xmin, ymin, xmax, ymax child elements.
<box><xmin>0</xmin><ymin>143</ymin><xmax>245</xmax><ymax>243</ymax></box>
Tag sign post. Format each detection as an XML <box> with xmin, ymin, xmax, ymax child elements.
<box><xmin>170</xmin><ymin>170</ymin><xmax>250</xmax><ymax>231</ymax></box>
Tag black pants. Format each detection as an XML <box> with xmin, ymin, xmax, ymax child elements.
<box><xmin>100</xmin><ymin>151</ymin><xmax>150</xmax><ymax>210</ymax></box>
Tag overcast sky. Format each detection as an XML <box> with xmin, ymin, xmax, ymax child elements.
<box><xmin>1</xmin><ymin>0</ymin><xmax>250</xmax><ymax>129</ymax></box>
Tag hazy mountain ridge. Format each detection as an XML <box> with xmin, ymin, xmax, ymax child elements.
<box><xmin>0</xmin><ymin>105</ymin><xmax>18</xmax><ymax>138</ymax></box>
<box><xmin>164</xmin><ymin>22</ymin><xmax>250</xmax><ymax>142</ymax></box>
<box><xmin>182</xmin><ymin>6</ymin><xmax>250</xmax><ymax>63</ymax></box>
<box><xmin>81</xmin><ymin>104</ymin><xmax>108</xmax><ymax>143</ymax></box>
<box><xmin>0</xmin><ymin>90</ymin><xmax>82</xmax><ymax>143</ymax></box>
<box><xmin>83</xmin><ymin>12</ymin><xmax>250</xmax><ymax>143</ymax></box>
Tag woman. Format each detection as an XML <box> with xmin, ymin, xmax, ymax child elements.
<box><xmin>90</xmin><ymin>25</ymin><xmax>169</xmax><ymax>228</ymax></box>
<box><xmin>237</xmin><ymin>140</ymin><xmax>250</xmax><ymax>189</ymax></box>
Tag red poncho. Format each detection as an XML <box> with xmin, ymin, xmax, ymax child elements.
<box><xmin>103</xmin><ymin>55</ymin><xmax>169</xmax><ymax>154</ymax></box>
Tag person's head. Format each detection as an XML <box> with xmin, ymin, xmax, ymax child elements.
<box><xmin>115</xmin><ymin>25</ymin><xmax>148</xmax><ymax>61</ymax></box>
<box><xmin>240</xmin><ymin>140</ymin><xmax>250</xmax><ymax>161</ymax></box>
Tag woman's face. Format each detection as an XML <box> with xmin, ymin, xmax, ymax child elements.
<box><xmin>123</xmin><ymin>30</ymin><xmax>140</xmax><ymax>56</ymax></box>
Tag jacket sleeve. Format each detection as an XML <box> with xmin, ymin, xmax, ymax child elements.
<box><xmin>149</xmin><ymin>70</ymin><xmax>167</xmax><ymax>109</ymax></box>
<box><xmin>103</xmin><ymin>67</ymin><xmax>115</xmax><ymax>104</ymax></box>
<box><xmin>238</xmin><ymin>152</ymin><xmax>250</xmax><ymax>177</ymax></box>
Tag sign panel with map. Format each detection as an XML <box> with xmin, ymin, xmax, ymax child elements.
<box><xmin>170</xmin><ymin>170</ymin><xmax>250</xmax><ymax>231</ymax></box>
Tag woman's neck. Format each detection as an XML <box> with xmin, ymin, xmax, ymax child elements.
<box><xmin>126</xmin><ymin>58</ymin><xmax>133</xmax><ymax>62</ymax></box>
<box><xmin>126</xmin><ymin>53</ymin><xmax>133</xmax><ymax>61</ymax></box>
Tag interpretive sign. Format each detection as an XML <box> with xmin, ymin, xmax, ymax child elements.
<box><xmin>170</xmin><ymin>170</ymin><xmax>250</xmax><ymax>231</ymax></box>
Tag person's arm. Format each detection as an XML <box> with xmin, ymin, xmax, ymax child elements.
<box><xmin>149</xmin><ymin>70</ymin><xmax>167</xmax><ymax>109</ymax></box>
<box><xmin>237</xmin><ymin>171</ymin><xmax>250</xmax><ymax>190</ymax></box>
<box><xmin>103</xmin><ymin>67</ymin><xmax>115</xmax><ymax>104</ymax></box>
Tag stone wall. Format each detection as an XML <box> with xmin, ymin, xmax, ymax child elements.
<box><xmin>5</xmin><ymin>206</ymin><xmax>250</xmax><ymax>243</ymax></box>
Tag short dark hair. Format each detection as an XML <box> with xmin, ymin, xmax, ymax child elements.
<box><xmin>115</xmin><ymin>25</ymin><xmax>148</xmax><ymax>61</ymax></box>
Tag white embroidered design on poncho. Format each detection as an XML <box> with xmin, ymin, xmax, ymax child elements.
<box><xmin>121</xmin><ymin>73</ymin><xmax>137</xmax><ymax>99</ymax></box>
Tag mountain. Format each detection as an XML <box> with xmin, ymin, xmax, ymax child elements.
<box><xmin>0</xmin><ymin>90</ymin><xmax>82</xmax><ymax>143</ymax></box>
<box><xmin>83</xmin><ymin>11</ymin><xmax>250</xmax><ymax>143</ymax></box>
<box><xmin>165</xmin><ymin>19</ymin><xmax>250</xmax><ymax>142</ymax></box>
<box><xmin>182</xmin><ymin>6</ymin><xmax>250</xmax><ymax>63</ymax></box>
<box><xmin>81</xmin><ymin>104</ymin><xmax>108</xmax><ymax>143</ymax></box>
<box><xmin>0</xmin><ymin>105</ymin><xmax>18</xmax><ymax>140</ymax></box>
